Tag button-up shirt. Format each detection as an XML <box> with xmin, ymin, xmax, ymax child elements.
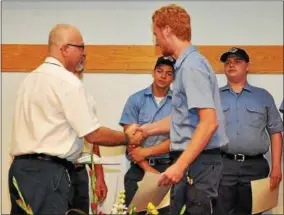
<box><xmin>170</xmin><ymin>45</ymin><xmax>228</xmax><ymax>151</ymax></box>
<box><xmin>81</xmin><ymin>94</ymin><xmax>101</xmax><ymax>153</ymax></box>
<box><xmin>219</xmin><ymin>83</ymin><xmax>283</xmax><ymax>155</ymax></box>
<box><xmin>11</xmin><ymin>57</ymin><xmax>101</xmax><ymax>162</ymax></box>
<box><xmin>119</xmin><ymin>85</ymin><xmax>172</xmax><ymax>159</ymax></box>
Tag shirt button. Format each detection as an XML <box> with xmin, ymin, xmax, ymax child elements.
<box><xmin>237</xmin><ymin>131</ymin><xmax>240</xmax><ymax>135</ymax></box>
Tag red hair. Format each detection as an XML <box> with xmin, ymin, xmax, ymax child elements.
<box><xmin>152</xmin><ymin>4</ymin><xmax>191</xmax><ymax>42</ymax></box>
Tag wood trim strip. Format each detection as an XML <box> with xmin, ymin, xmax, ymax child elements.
<box><xmin>2</xmin><ymin>44</ymin><xmax>283</xmax><ymax>74</ymax></box>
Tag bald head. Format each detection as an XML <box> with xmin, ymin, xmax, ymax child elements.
<box><xmin>47</xmin><ymin>24</ymin><xmax>85</xmax><ymax>72</ymax></box>
<box><xmin>48</xmin><ymin>24</ymin><xmax>83</xmax><ymax>49</ymax></box>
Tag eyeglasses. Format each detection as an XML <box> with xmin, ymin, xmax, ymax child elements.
<box><xmin>67</xmin><ymin>43</ymin><xmax>85</xmax><ymax>50</ymax></box>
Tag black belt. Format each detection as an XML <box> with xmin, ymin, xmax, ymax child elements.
<box><xmin>170</xmin><ymin>147</ymin><xmax>221</xmax><ymax>160</ymax></box>
<box><xmin>221</xmin><ymin>152</ymin><xmax>263</xmax><ymax>162</ymax></box>
<box><xmin>132</xmin><ymin>158</ymin><xmax>172</xmax><ymax>166</ymax></box>
<box><xmin>147</xmin><ymin>157</ymin><xmax>172</xmax><ymax>166</ymax></box>
<box><xmin>15</xmin><ymin>154</ymin><xmax>74</xmax><ymax>171</ymax></box>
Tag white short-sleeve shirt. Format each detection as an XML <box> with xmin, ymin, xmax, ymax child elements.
<box><xmin>10</xmin><ymin>57</ymin><xmax>101</xmax><ymax>162</ymax></box>
<box><xmin>77</xmin><ymin>94</ymin><xmax>101</xmax><ymax>154</ymax></box>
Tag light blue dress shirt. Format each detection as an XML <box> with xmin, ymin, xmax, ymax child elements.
<box><xmin>220</xmin><ymin>83</ymin><xmax>283</xmax><ymax>155</ymax></box>
<box><xmin>120</xmin><ymin>85</ymin><xmax>172</xmax><ymax>159</ymax></box>
<box><xmin>170</xmin><ymin>45</ymin><xmax>228</xmax><ymax>151</ymax></box>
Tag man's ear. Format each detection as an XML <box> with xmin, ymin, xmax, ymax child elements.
<box><xmin>162</xmin><ymin>25</ymin><xmax>172</xmax><ymax>38</ymax></box>
<box><xmin>60</xmin><ymin>44</ymin><xmax>68</xmax><ymax>57</ymax></box>
<box><xmin>165</xmin><ymin>25</ymin><xmax>172</xmax><ymax>34</ymax></box>
<box><xmin>152</xmin><ymin>69</ymin><xmax>155</xmax><ymax>78</ymax></box>
<box><xmin>246</xmin><ymin>62</ymin><xmax>250</xmax><ymax>73</ymax></box>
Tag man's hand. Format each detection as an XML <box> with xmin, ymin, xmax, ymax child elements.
<box><xmin>135</xmin><ymin>116</ymin><xmax>171</xmax><ymax>137</ymax></box>
<box><xmin>127</xmin><ymin>145</ymin><xmax>136</xmax><ymax>153</ymax></box>
<box><xmin>270</xmin><ymin>166</ymin><xmax>282</xmax><ymax>190</ymax></box>
<box><xmin>135</xmin><ymin>125</ymin><xmax>150</xmax><ymax>139</ymax></box>
<box><xmin>125</xmin><ymin>124</ymin><xmax>145</xmax><ymax>146</ymax></box>
<box><xmin>95</xmin><ymin>176</ymin><xmax>108</xmax><ymax>203</ymax></box>
<box><xmin>138</xmin><ymin>160</ymin><xmax>160</xmax><ymax>174</ymax></box>
<box><xmin>125</xmin><ymin>123</ymin><xmax>139</xmax><ymax>135</ymax></box>
<box><xmin>158</xmin><ymin>163</ymin><xmax>185</xmax><ymax>186</ymax></box>
<box><xmin>129</xmin><ymin>147</ymin><xmax>149</xmax><ymax>163</ymax></box>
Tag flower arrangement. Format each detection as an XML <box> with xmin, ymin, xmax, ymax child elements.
<box><xmin>109</xmin><ymin>190</ymin><xmax>160</xmax><ymax>215</ymax></box>
<box><xmin>110</xmin><ymin>190</ymin><xmax>128</xmax><ymax>214</ymax></box>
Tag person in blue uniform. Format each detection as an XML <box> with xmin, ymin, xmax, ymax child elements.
<box><xmin>214</xmin><ymin>47</ymin><xmax>283</xmax><ymax>215</ymax></box>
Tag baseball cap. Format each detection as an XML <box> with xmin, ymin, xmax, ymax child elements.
<box><xmin>154</xmin><ymin>56</ymin><xmax>176</xmax><ymax>69</ymax></box>
<box><xmin>220</xmin><ymin>47</ymin><xmax>250</xmax><ymax>63</ymax></box>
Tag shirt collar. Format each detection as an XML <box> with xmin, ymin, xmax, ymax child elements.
<box><xmin>144</xmin><ymin>85</ymin><xmax>172</xmax><ymax>97</ymax></box>
<box><xmin>44</xmin><ymin>57</ymin><xmax>64</xmax><ymax>67</ymax></box>
<box><xmin>220</xmin><ymin>82</ymin><xmax>252</xmax><ymax>92</ymax></box>
<box><xmin>174</xmin><ymin>45</ymin><xmax>197</xmax><ymax>71</ymax></box>
<box><xmin>244</xmin><ymin>82</ymin><xmax>252</xmax><ymax>91</ymax></box>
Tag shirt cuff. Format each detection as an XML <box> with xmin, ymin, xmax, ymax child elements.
<box><xmin>267</xmin><ymin>124</ymin><xmax>284</xmax><ymax>135</ymax></box>
<box><xmin>78</xmin><ymin>123</ymin><xmax>101</xmax><ymax>138</ymax></box>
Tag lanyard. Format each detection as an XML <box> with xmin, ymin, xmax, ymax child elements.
<box><xmin>44</xmin><ymin>62</ymin><xmax>62</xmax><ymax>67</ymax></box>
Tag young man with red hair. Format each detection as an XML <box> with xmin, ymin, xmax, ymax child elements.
<box><xmin>137</xmin><ymin>4</ymin><xmax>228</xmax><ymax>215</ymax></box>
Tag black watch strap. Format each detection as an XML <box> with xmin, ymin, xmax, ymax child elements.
<box><xmin>125</xmin><ymin>133</ymin><xmax>130</xmax><ymax>146</ymax></box>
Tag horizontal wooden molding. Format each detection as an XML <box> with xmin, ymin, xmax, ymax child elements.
<box><xmin>2</xmin><ymin>44</ymin><xmax>283</xmax><ymax>74</ymax></box>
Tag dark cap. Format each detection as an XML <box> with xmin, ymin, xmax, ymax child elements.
<box><xmin>154</xmin><ymin>56</ymin><xmax>176</xmax><ymax>69</ymax></box>
<box><xmin>220</xmin><ymin>47</ymin><xmax>250</xmax><ymax>63</ymax></box>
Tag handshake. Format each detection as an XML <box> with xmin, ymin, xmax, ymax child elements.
<box><xmin>124</xmin><ymin>124</ymin><xmax>148</xmax><ymax>147</ymax></box>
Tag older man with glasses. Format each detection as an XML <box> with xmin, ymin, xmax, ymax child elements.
<box><xmin>8</xmin><ymin>24</ymin><xmax>143</xmax><ymax>214</ymax></box>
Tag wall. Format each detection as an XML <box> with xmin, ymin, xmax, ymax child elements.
<box><xmin>1</xmin><ymin>1</ymin><xmax>283</xmax><ymax>214</ymax></box>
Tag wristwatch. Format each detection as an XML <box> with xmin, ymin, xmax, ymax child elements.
<box><xmin>125</xmin><ymin>133</ymin><xmax>130</xmax><ymax>146</ymax></box>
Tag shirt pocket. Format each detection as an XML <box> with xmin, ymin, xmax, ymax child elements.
<box><xmin>172</xmin><ymin>94</ymin><xmax>189</xmax><ymax>125</ymax></box>
<box><xmin>138</xmin><ymin>112</ymin><xmax>151</xmax><ymax>124</ymax></box>
<box><xmin>245</xmin><ymin>104</ymin><xmax>267</xmax><ymax>128</ymax></box>
<box><xmin>222</xmin><ymin>104</ymin><xmax>230</xmax><ymax>124</ymax></box>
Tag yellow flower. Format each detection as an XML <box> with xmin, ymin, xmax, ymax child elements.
<box><xmin>147</xmin><ymin>202</ymin><xmax>156</xmax><ymax>210</ymax></box>
<box><xmin>151</xmin><ymin>210</ymin><xmax>159</xmax><ymax>215</ymax></box>
<box><xmin>147</xmin><ymin>202</ymin><xmax>159</xmax><ymax>214</ymax></box>
<box><xmin>119</xmin><ymin>194</ymin><xmax>126</xmax><ymax>199</ymax></box>
<box><xmin>128</xmin><ymin>204</ymin><xmax>136</xmax><ymax>215</ymax></box>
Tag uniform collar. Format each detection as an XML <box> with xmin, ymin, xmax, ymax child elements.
<box><xmin>220</xmin><ymin>82</ymin><xmax>252</xmax><ymax>92</ymax></box>
<box><xmin>174</xmin><ymin>45</ymin><xmax>197</xmax><ymax>71</ymax></box>
<box><xmin>144</xmin><ymin>85</ymin><xmax>172</xmax><ymax>98</ymax></box>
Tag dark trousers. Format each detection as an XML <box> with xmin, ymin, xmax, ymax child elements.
<box><xmin>124</xmin><ymin>162</ymin><xmax>170</xmax><ymax>214</ymax></box>
<box><xmin>170</xmin><ymin>149</ymin><xmax>223</xmax><ymax>215</ymax></box>
<box><xmin>9</xmin><ymin>158</ymin><xmax>71</xmax><ymax>214</ymax></box>
<box><xmin>68</xmin><ymin>165</ymin><xmax>89</xmax><ymax>214</ymax></box>
<box><xmin>213</xmin><ymin>155</ymin><xmax>270</xmax><ymax>215</ymax></box>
